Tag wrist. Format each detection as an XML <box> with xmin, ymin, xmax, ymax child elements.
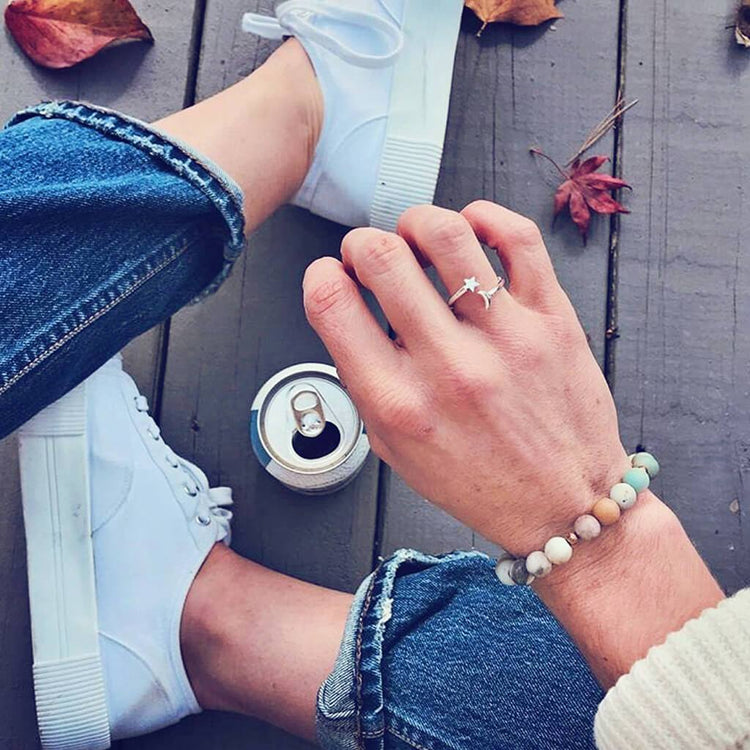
<box><xmin>491</xmin><ymin>445</ymin><xmax>632</xmax><ymax>557</ymax></box>
<box><xmin>533</xmin><ymin>492</ymin><xmax>725</xmax><ymax>686</ymax></box>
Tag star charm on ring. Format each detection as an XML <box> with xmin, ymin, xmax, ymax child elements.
<box><xmin>448</xmin><ymin>277</ymin><xmax>481</xmax><ymax>307</ymax></box>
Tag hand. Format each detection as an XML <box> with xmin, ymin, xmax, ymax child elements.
<box><xmin>304</xmin><ymin>201</ymin><xmax>724</xmax><ymax>687</ymax></box>
<box><xmin>303</xmin><ymin>201</ymin><xmax>628</xmax><ymax>555</ymax></box>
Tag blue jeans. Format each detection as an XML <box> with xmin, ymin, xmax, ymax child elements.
<box><xmin>317</xmin><ymin>550</ymin><xmax>602</xmax><ymax>750</ymax></box>
<box><xmin>1</xmin><ymin>102</ymin><xmax>602</xmax><ymax>748</ymax></box>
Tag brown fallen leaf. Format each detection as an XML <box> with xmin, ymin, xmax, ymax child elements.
<box><xmin>532</xmin><ymin>151</ymin><xmax>631</xmax><ymax>244</ymax></box>
<box><xmin>465</xmin><ymin>0</ymin><xmax>563</xmax><ymax>35</ymax></box>
<box><xmin>736</xmin><ymin>0</ymin><xmax>750</xmax><ymax>47</ymax></box>
<box><xmin>5</xmin><ymin>0</ymin><xmax>153</xmax><ymax>69</ymax></box>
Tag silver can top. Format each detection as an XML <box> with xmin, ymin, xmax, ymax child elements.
<box><xmin>252</xmin><ymin>363</ymin><xmax>363</xmax><ymax>475</ymax></box>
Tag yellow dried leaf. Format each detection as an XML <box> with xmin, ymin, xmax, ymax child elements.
<box><xmin>465</xmin><ymin>0</ymin><xmax>563</xmax><ymax>34</ymax></box>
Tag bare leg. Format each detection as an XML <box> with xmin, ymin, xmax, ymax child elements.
<box><xmin>154</xmin><ymin>39</ymin><xmax>324</xmax><ymax>232</ymax></box>
<box><xmin>181</xmin><ymin>545</ymin><xmax>352</xmax><ymax>742</ymax></box>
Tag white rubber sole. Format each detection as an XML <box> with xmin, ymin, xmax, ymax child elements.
<box><xmin>18</xmin><ymin>383</ymin><xmax>111</xmax><ymax>750</ymax></box>
<box><xmin>369</xmin><ymin>0</ymin><xmax>464</xmax><ymax>231</ymax></box>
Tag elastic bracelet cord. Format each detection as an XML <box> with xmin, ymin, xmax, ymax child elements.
<box><xmin>495</xmin><ymin>452</ymin><xmax>660</xmax><ymax>586</ymax></box>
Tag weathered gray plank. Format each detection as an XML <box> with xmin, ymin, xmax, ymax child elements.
<box><xmin>380</xmin><ymin>4</ymin><xmax>622</xmax><ymax>559</ymax></box>
<box><xmin>0</xmin><ymin>2</ymin><xmax>203</xmax><ymax>746</ymax></box>
<box><xmin>614</xmin><ymin>0</ymin><xmax>750</xmax><ymax>593</ymax></box>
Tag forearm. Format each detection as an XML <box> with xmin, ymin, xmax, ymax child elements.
<box><xmin>533</xmin><ymin>491</ymin><xmax>725</xmax><ymax>688</ymax></box>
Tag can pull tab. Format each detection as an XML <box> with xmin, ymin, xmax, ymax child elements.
<box><xmin>291</xmin><ymin>389</ymin><xmax>326</xmax><ymax>438</ymax></box>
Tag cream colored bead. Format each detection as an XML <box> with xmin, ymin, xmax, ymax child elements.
<box><xmin>495</xmin><ymin>558</ymin><xmax>517</xmax><ymax>586</ymax></box>
<box><xmin>544</xmin><ymin>536</ymin><xmax>573</xmax><ymax>565</ymax></box>
<box><xmin>526</xmin><ymin>551</ymin><xmax>553</xmax><ymax>578</ymax></box>
<box><xmin>610</xmin><ymin>482</ymin><xmax>638</xmax><ymax>510</ymax></box>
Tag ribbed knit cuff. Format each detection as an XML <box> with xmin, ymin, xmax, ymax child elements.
<box><xmin>594</xmin><ymin>589</ymin><xmax>750</xmax><ymax>749</ymax></box>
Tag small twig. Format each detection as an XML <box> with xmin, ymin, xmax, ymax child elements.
<box><xmin>566</xmin><ymin>96</ymin><xmax>638</xmax><ymax>166</ymax></box>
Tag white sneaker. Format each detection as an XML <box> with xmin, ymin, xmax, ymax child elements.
<box><xmin>18</xmin><ymin>355</ymin><xmax>233</xmax><ymax>749</ymax></box>
<box><xmin>243</xmin><ymin>0</ymin><xmax>464</xmax><ymax>230</ymax></box>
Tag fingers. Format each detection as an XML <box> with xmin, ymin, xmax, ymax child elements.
<box><xmin>303</xmin><ymin>257</ymin><xmax>402</xmax><ymax>399</ymax></box>
<box><xmin>340</xmin><ymin>227</ymin><xmax>459</xmax><ymax>349</ymax></box>
<box><xmin>397</xmin><ymin>206</ymin><xmax>512</xmax><ymax>321</ymax></box>
<box><xmin>461</xmin><ymin>200</ymin><xmax>565</xmax><ymax>310</ymax></box>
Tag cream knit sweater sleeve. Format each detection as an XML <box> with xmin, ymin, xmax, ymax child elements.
<box><xmin>594</xmin><ymin>589</ymin><xmax>750</xmax><ymax>749</ymax></box>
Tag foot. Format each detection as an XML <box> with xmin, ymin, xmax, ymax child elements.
<box><xmin>243</xmin><ymin>0</ymin><xmax>464</xmax><ymax>230</ymax></box>
<box><xmin>18</xmin><ymin>355</ymin><xmax>233</xmax><ymax>748</ymax></box>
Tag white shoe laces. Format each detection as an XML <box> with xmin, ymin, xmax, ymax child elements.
<box><xmin>133</xmin><ymin>394</ymin><xmax>233</xmax><ymax>542</ymax></box>
<box><xmin>242</xmin><ymin>0</ymin><xmax>403</xmax><ymax>68</ymax></box>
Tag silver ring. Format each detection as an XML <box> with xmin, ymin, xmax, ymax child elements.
<box><xmin>477</xmin><ymin>276</ymin><xmax>506</xmax><ymax>310</ymax></box>
<box><xmin>447</xmin><ymin>276</ymin><xmax>481</xmax><ymax>307</ymax></box>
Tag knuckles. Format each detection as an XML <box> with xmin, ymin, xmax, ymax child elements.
<box><xmin>440</xmin><ymin>361</ymin><xmax>497</xmax><ymax>405</ymax></box>
<box><xmin>373</xmin><ymin>390</ymin><xmax>436</xmax><ymax>442</ymax></box>
<box><xmin>344</xmin><ymin>229</ymin><xmax>406</xmax><ymax>277</ymax></box>
<box><xmin>303</xmin><ymin>276</ymin><xmax>356</xmax><ymax>320</ymax></box>
<box><xmin>506</xmin><ymin>216</ymin><xmax>544</xmax><ymax>249</ymax></box>
<box><xmin>421</xmin><ymin>211</ymin><xmax>474</xmax><ymax>256</ymax></box>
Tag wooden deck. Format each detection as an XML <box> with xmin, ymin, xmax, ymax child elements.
<box><xmin>1</xmin><ymin>0</ymin><xmax>748</xmax><ymax>747</ymax></box>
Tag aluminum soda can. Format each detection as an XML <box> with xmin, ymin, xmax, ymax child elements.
<box><xmin>249</xmin><ymin>363</ymin><xmax>370</xmax><ymax>495</ymax></box>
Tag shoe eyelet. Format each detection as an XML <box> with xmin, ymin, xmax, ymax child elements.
<box><xmin>147</xmin><ymin>427</ymin><xmax>160</xmax><ymax>441</ymax></box>
<box><xmin>165</xmin><ymin>454</ymin><xmax>180</xmax><ymax>469</ymax></box>
<box><xmin>196</xmin><ymin>514</ymin><xmax>212</xmax><ymax>526</ymax></box>
<box><xmin>183</xmin><ymin>484</ymin><xmax>198</xmax><ymax>498</ymax></box>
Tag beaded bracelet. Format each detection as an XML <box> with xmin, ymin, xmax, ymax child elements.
<box><xmin>495</xmin><ymin>451</ymin><xmax>660</xmax><ymax>586</ymax></box>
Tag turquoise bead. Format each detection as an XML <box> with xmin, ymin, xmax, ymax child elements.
<box><xmin>623</xmin><ymin>467</ymin><xmax>650</xmax><ymax>492</ymax></box>
<box><xmin>632</xmin><ymin>452</ymin><xmax>660</xmax><ymax>478</ymax></box>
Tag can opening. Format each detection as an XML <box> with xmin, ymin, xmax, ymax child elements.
<box><xmin>291</xmin><ymin>422</ymin><xmax>342</xmax><ymax>460</ymax></box>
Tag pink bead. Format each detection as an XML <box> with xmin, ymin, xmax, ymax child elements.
<box><xmin>574</xmin><ymin>514</ymin><xmax>602</xmax><ymax>541</ymax></box>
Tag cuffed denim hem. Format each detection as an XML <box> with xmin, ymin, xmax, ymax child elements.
<box><xmin>317</xmin><ymin>549</ymin><xmax>603</xmax><ymax>750</ymax></box>
<box><xmin>6</xmin><ymin>100</ymin><xmax>246</xmax><ymax>298</ymax></box>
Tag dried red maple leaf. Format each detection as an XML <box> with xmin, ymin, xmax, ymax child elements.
<box><xmin>532</xmin><ymin>151</ymin><xmax>631</xmax><ymax>243</ymax></box>
<box><xmin>465</xmin><ymin>0</ymin><xmax>563</xmax><ymax>34</ymax></box>
<box><xmin>5</xmin><ymin>0</ymin><xmax>153</xmax><ymax>69</ymax></box>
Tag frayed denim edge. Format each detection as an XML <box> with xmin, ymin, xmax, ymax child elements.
<box><xmin>5</xmin><ymin>100</ymin><xmax>247</xmax><ymax>301</ymax></box>
<box><xmin>316</xmin><ymin>549</ymin><xmax>491</xmax><ymax>750</ymax></box>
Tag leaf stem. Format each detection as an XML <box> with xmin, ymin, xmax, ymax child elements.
<box><xmin>530</xmin><ymin>147</ymin><xmax>568</xmax><ymax>180</ymax></box>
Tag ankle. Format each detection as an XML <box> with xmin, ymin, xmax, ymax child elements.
<box><xmin>278</xmin><ymin>39</ymin><xmax>324</xmax><ymax>177</ymax></box>
<box><xmin>180</xmin><ymin>544</ymin><xmax>244</xmax><ymax>713</ymax></box>
<box><xmin>251</xmin><ymin>39</ymin><xmax>324</xmax><ymax>191</ymax></box>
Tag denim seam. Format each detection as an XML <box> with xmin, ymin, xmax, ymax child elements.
<box><xmin>0</xmin><ymin>241</ymin><xmax>189</xmax><ymax>398</ymax></box>
<box><xmin>355</xmin><ymin>563</ymin><xmax>382</xmax><ymax>750</ymax></box>
<box><xmin>386</xmin><ymin>727</ymin><xmax>434</xmax><ymax>750</ymax></box>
